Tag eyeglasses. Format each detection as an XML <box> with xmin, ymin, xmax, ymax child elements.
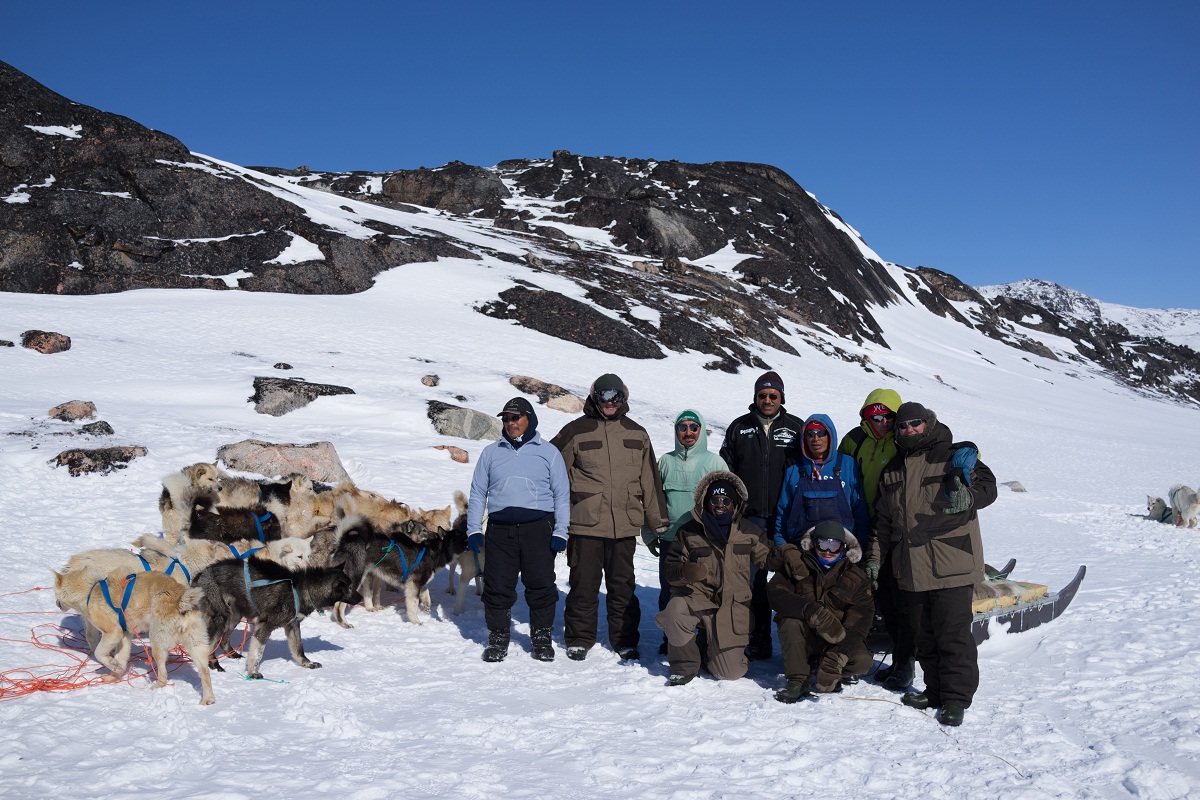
<box><xmin>677</xmin><ymin>423</ymin><xmax>700</xmax><ymax>433</ymax></box>
<box><xmin>501</xmin><ymin>414</ymin><xmax>524</xmax><ymax>424</ymax></box>
<box><xmin>896</xmin><ymin>419</ymin><xmax>926</xmax><ymax>431</ymax></box>
<box><xmin>756</xmin><ymin>392</ymin><xmax>780</xmax><ymax>401</ymax></box>
<box><xmin>595</xmin><ymin>389</ymin><xmax>625</xmax><ymax>405</ymax></box>
<box><xmin>816</xmin><ymin>538</ymin><xmax>844</xmax><ymax>554</ymax></box>
<box><xmin>869</xmin><ymin>414</ymin><xmax>894</xmax><ymax>424</ymax></box>
<box><xmin>804</xmin><ymin>429</ymin><xmax>829</xmax><ymax>438</ymax></box>
<box><xmin>708</xmin><ymin>496</ymin><xmax>734</xmax><ymax>508</ymax></box>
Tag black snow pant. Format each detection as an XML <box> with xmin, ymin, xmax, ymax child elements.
<box><xmin>482</xmin><ymin>519</ymin><xmax>559</xmax><ymax>632</ymax></box>
<box><xmin>877</xmin><ymin>549</ymin><xmax>916</xmax><ymax>664</ymax></box>
<box><xmin>904</xmin><ymin>583</ymin><xmax>979</xmax><ymax>708</ymax></box>
<box><xmin>564</xmin><ymin>535</ymin><xmax>639</xmax><ymax>652</ymax></box>
<box><xmin>744</xmin><ymin>515</ymin><xmax>773</xmax><ymax>652</ymax></box>
<box><xmin>777</xmin><ymin>617</ymin><xmax>873</xmax><ymax>685</ymax></box>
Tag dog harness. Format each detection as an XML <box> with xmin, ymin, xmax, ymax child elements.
<box><xmin>239</xmin><ymin>560</ymin><xmax>302</xmax><ymax>622</ymax></box>
<box><xmin>372</xmin><ymin>540</ymin><xmax>426</xmax><ymax>582</ymax></box>
<box><xmin>92</xmin><ymin>573</ymin><xmax>138</xmax><ymax>633</ymax></box>
<box><xmin>136</xmin><ymin>552</ymin><xmax>192</xmax><ymax>583</ymax></box>
<box><xmin>252</xmin><ymin>511</ymin><xmax>273</xmax><ymax>543</ymax></box>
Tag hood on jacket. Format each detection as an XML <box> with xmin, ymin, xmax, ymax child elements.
<box><xmin>583</xmin><ymin>374</ymin><xmax>630</xmax><ymax>420</ymax></box>
<box><xmin>857</xmin><ymin>388</ymin><xmax>902</xmax><ymax>440</ymax></box>
<box><xmin>690</xmin><ymin>469</ymin><xmax>748</xmax><ymax>519</ymax></box>
<box><xmin>798</xmin><ymin>522</ymin><xmax>863</xmax><ymax>564</ymax></box>
<box><xmin>801</xmin><ymin>413</ymin><xmax>838</xmax><ymax>462</ymax></box>
<box><xmin>669</xmin><ymin>409</ymin><xmax>711</xmax><ymax>460</ymax></box>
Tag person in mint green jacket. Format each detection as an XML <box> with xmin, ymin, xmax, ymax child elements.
<box><xmin>643</xmin><ymin>409</ymin><xmax>728</xmax><ymax>653</ymax></box>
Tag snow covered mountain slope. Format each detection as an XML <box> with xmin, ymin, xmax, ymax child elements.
<box><xmin>2</xmin><ymin>229</ymin><xmax>1200</xmax><ymax>797</ymax></box>
<box><xmin>980</xmin><ymin>278</ymin><xmax>1200</xmax><ymax>353</ymax></box>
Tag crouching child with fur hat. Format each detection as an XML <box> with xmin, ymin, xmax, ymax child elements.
<box><xmin>768</xmin><ymin>519</ymin><xmax>874</xmax><ymax>703</ymax></box>
<box><xmin>655</xmin><ymin>471</ymin><xmax>774</xmax><ymax>685</ymax></box>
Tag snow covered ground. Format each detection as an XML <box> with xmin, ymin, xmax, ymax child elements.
<box><xmin>2</xmin><ymin>222</ymin><xmax>1200</xmax><ymax>798</ymax></box>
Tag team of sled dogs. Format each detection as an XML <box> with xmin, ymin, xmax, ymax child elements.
<box><xmin>1146</xmin><ymin>485</ymin><xmax>1200</xmax><ymax>527</ymax></box>
<box><xmin>52</xmin><ymin>462</ymin><xmax>483</xmax><ymax>705</ymax></box>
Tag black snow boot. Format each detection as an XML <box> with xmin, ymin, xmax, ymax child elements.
<box><xmin>882</xmin><ymin>659</ymin><xmax>915</xmax><ymax>691</ymax></box>
<box><xmin>482</xmin><ymin>609</ymin><xmax>511</xmax><ymax>663</ymax></box>
<box><xmin>482</xmin><ymin>629</ymin><xmax>510</xmax><ymax>662</ymax></box>
<box><xmin>531</xmin><ymin>628</ymin><xmax>555</xmax><ymax>662</ymax></box>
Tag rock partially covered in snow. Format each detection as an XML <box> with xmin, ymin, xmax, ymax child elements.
<box><xmin>52</xmin><ymin>445</ymin><xmax>147</xmax><ymax>476</ymax></box>
<box><xmin>49</xmin><ymin>400</ymin><xmax>96</xmax><ymax>421</ymax></box>
<box><xmin>509</xmin><ymin>375</ymin><xmax>585</xmax><ymax>414</ymax></box>
<box><xmin>217</xmin><ymin>439</ymin><xmax>351</xmax><ymax>484</ymax></box>
<box><xmin>249</xmin><ymin>376</ymin><xmax>355</xmax><ymax>416</ymax></box>
<box><xmin>22</xmin><ymin>330</ymin><xmax>71</xmax><ymax>354</ymax></box>
<box><xmin>427</xmin><ymin>400</ymin><xmax>501</xmax><ymax>441</ymax></box>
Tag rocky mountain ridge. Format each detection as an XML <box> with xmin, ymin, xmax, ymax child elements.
<box><xmin>2</xmin><ymin>59</ymin><xmax>1197</xmax><ymax>404</ymax></box>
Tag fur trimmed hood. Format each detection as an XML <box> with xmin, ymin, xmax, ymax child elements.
<box><xmin>797</xmin><ymin>523</ymin><xmax>862</xmax><ymax>564</ymax></box>
<box><xmin>690</xmin><ymin>469</ymin><xmax>748</xmax><ymax>517</ymax></box>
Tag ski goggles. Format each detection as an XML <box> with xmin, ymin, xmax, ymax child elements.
<box><xmin>676</xmin><ymin>422</ymin><xmax>701</xmax><ymax>433</ymax></box>
<box><xmin>815</xmin><ymin>538</ymin><xmax>844</xmax><ymax>554</ymax></box>
<box><xmin>897</xmin><ymin>419</ymin><xmax>926</xmax><ymax>431</ymax></box>
<box><xmin>595</xmin><ymin>389</ymin><xmax>625</xmax><ymax>404</ymax></box>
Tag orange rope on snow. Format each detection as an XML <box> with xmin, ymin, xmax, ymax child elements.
<box><xmin>0</xmin><ymin>618</ymin><xmax>251</xmax><ymax>702</ymax></box>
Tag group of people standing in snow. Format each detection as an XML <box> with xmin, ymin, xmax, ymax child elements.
<box><xmin>466</xmin><ymin>370</ymin><xmax>996</xmax><ymax>727</ymax></box>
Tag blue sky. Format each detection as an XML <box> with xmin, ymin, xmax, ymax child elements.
<box><xmin>4</xmin><ymin>1</ymin><xmax>1197</xmax><ymax>308</ymax></box>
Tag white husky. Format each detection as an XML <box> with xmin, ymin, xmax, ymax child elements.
<box><xmin>1168</xmin><ymin>485</ymin><xmax>1199</xmax><ymax>528</ymax></box>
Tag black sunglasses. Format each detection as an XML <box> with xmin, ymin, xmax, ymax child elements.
<box><xmin>869</xmin><ymin>414</ymin><xmax>894</xmax><ymax>424</ymax></box>
<box><xmin>756</xmin><ymin>391</ymin><xmax>780</xmax><ymax>401</ymax></box>
<box><xmin>708</xmin><ymin>496</ymin><xmax>734</xmax><ymax>508</ymax></box>
<box><xmin>501</xmin><ymin>414</ymin><xmax>524</xmax><ymax>424</ymax></box>
<box><xmin>677</xmin><ymin>422</ymin><xmax>700</xmax><ymax>433</ymax></box>
<box><xmin>804</xmin><ymin>429</ymin><xmax>829</xmax><ymax>438</ymax></box>
<box><xmin>897</xmin><ymin>419</ymin><xmax>926</xmax><ymax>431</ymax></box>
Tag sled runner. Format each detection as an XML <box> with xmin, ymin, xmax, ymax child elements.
<box><xmin>971</xmin><ymin>565</ymin><xmax>1086</xmax><ymax>646</ymax></box>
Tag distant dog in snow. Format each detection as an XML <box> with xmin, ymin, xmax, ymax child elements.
<box><xmin>1146</xmin><ymin>495</ymin><xmax>1176</xmax><ymax>524</ymax></box>
<box><xmin>332</xmin><ymin>484</ymin><xmax>458</xmax><ymax>538</ymax></box>
<box><xmin>54</xmin><ymin>569</ymin><xmax>215</xmax><ymax>705</ymax></box>
<box><xmin>213</xmin><ymin>473</ymin><xmax>321</xmax><ymax>538</ymax></box>
<box><xmin>1169</xmin><ymin>485</ymin><xmax>1200</xmax><ymax>528</ymax></box>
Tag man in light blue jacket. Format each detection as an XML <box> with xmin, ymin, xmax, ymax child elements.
<box><xmin>643</xmin><ymin>409</ymin><xmax>728</xmax><ymax>654</ymax></box>
<box><xmin>467</xmin><ymin>397</ymin><xmax>571</xmax><ymax>663</ymax></box>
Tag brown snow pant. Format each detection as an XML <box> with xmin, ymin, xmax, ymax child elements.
<box><xmin>657</xmin><ymin>596</ymin><xmax>748</xmax><ymax>680</ymax></box>
<box><xmin>777</xmin><ymin>616</ymin><xmax>873</xmax><ymax>688</ymax></box>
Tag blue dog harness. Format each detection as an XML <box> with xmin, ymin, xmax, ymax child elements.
<box><xmin>92</xmin><ymin>573</ymin><xmax>138</xmax><ymax>633</ymax></box>
<box><xmin>252</xmin><ymin>512</ymin><xmax>273</xmax><ymax>543</ymax></box>
<box><xmin>372</xmin><ymin>540</ymin><xmax>426</xmax><ymax>582</ymax></box>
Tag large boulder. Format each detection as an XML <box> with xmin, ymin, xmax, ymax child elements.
<box><xmin>249</xmin><ymin>377</ymin><xmax>355</xmax><ymax>416</ymax></box>
<box><xmin>217</xmin><ymin>439</ymin><xmax>351</xmax><ymax>484</ymax></box>
<box><xmin>381</xmin><ymin>161</ymin><xmax>511</xmax><ymax>215</ymax></box>
<box><xmin>509</xmin><ymin>375</ymin><xmax>585</xmax><ymax>414</ymax></box>
<box><xmin>427</xmin><ymin>400</ymin><xmax>501</xmax><ymax>441</ymax></box>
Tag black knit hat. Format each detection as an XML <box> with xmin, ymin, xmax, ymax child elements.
<box><xmin>592</xmin><ymin>373</ymin><xmax>626</xmax><ymax>404</ymax></box>
<box><xmin>754</xmin><ymin>371</ymin><xmax>785</xmax><ymax>403</ymax></box>
<box><xmin>895</xmin><ymin>402</ymin><xmax>931</xmax><ymax>425</ymax></box>
<box><xmin>707</xmin><ymin>479</ymin><xmax>737</xmax><ymax>504</ymax></box>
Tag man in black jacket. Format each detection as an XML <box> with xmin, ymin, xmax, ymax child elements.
<box><xmin>719</xmin><ymin>370</ymin><xmax>803</xmax><ymax>659</ymax></box>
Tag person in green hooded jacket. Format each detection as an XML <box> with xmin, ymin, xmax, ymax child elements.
<box><xmin>837</xmin><ymin>387</ymin><xmax>915</xmax><ymax>690</ymax></box>
<box><xmin>643</xmin><ymin>410</ymin><xmax>728</xmax><ymax>653</ymax></box>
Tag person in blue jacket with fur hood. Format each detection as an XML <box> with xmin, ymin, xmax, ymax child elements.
<box><xmin>642</xmin><ymin>409</ymin><xmax>728</xmax><ymax>653</ymax></box>
<box><xmin>773</xmin><ymin>413</ymin><xmax>869</xmax><ymax>550</ymax></box>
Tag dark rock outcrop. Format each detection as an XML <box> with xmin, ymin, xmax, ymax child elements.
<box><xmin>0</xmin><ymin>60</ymin><xmax>476</xmax><ymax>295</ymax></box>
<box><xmin>249</xmin><ymin>377</ymin><xmax>355</xmax><ymax>416</ymax></box>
